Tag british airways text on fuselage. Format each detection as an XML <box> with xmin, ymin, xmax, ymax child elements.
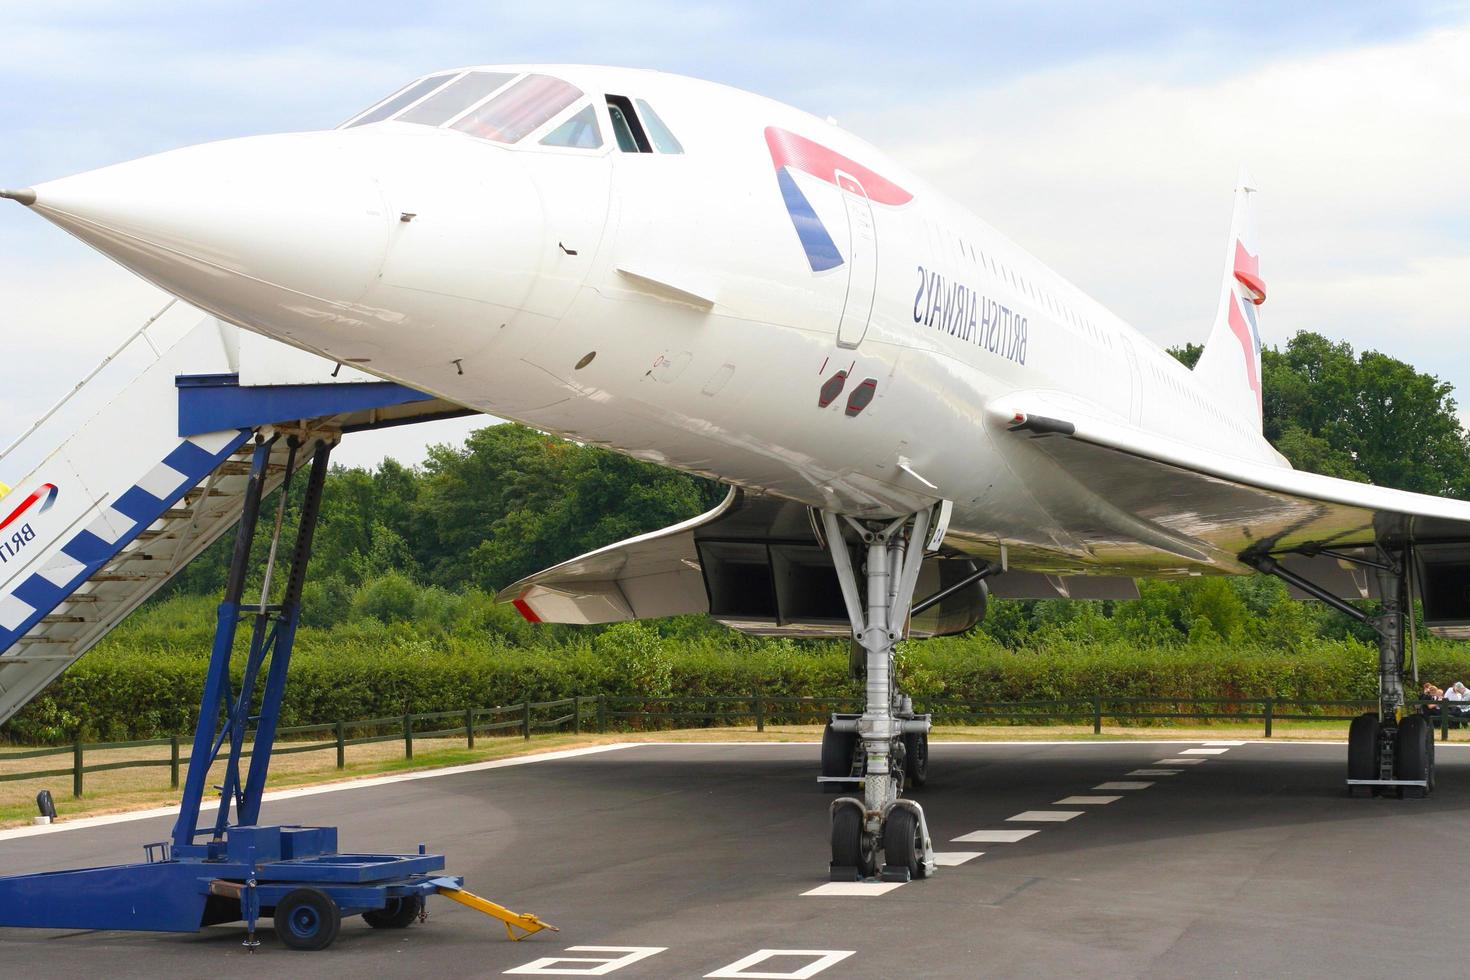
<box><xmin>912</xmin><ymin>265</ymin><xmax>1027</xmax><ymax>365</ymax></box>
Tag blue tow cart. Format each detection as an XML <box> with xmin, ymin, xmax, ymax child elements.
<box><xmin>0</xmin><ymin>435</ymin><xmax>555</xmax><ymax>950</ymax></box>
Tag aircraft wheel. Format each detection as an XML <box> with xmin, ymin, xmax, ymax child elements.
<box><xmin>1347</xmin><ymin>712</ymin><xmax>1379</xmax><ymax>787</ymax></box>
<box><xmin>903</xmin><ymin>732</ymin><xmax>929</xmax><ymax>788</ymax></box>
<box><xmin>275</xmin><ymin>887</ymin><xmax>341</xmax><ymax>951</ymax></box>
<box><xmin>1395</xmin><ymin>714</ymin><xmax>1431</xmax><ymax>798</ymax></box>
<box><xmin>883</xmin><ymin>807</ymin><xmax>922</xmax><ymax>880</ymax></box>
<box><xmin>363</xmin><ymin>895</ymin><xmax>423</xmax><ymax>929</ymax></box>
<box><xmin>821</xmin><ymin>724</ymin><xmax>857</xmax><ymax>795</ymax></box>
<box><xmin>831</xmin><ymin>804</ymin><xmax>875</xmax><ymax>877</ymax></box>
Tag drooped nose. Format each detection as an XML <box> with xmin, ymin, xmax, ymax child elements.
<box><xmin>15</xmin><ymin>132</ymin><xmax>395</xmax><ymax>341</ymax></box>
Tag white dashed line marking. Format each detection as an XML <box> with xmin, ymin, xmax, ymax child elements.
<box><xmin>932</xmin><ymin>851</ymin><xmax>984</xmax><ymax>866</ymax></box>
<box><xmin>1181</xmin><ymin>748</ymin><xmax>1229</xmax><ymax>755</ymax></box>
<box><xmin>1007</xmin><ymin>810</ymin><xmax>1083</xmax><ymax>822</ymax></box>
<box><xmin>952</xmin><ymin>828</ymin><xmax>1041</xmax><ymax>843</ymax></box>
<box><xmin>1095</xmin><ymin>781</ymin><xmax>1154</xmax><ymax>790</ymax></box>
<box><xmin>1055</xmin><ymin>795</ymin><xmax>1122</xmax><ymax>805</ymax></box>
<box><xmin>802</xmin><ymin>882</ymin><xmax>906</xmax><ymax>897</ymax></box>
<box><xmin>1157</xmin><ymin>758</ymin><xmax>1205</xmax><ymax>764</ymax></box>
<box><xmin>1127</xmin><ymin>769</ymin><xmax>1181</xmax><ymax>776</ymax></box>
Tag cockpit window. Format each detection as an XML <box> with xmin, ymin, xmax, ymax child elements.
<box><xmin>397</xmin><ymin>71</ymin><xmax>516</xmax><ymax>127</ymax></box>
<box><xmin>344</xmin><ymin>73</ymin><xmax>455</xmax><ymax>128</ymax></box>
<box><xmin>606</xmin><ymin>95</ymin><xmax>651</xmax><ymax>152</ymax></box>
<box><xmin>451</xmin><ymin>74</ymin><xmax>582</xmax><ymax>144</ymax></box>
<box><xmin>540</xmin><ymin>104</ymin><xmax>603</xmax><ymax>149</ymax></box>
<box><xmin>635</xmin><ymin>99</ymin><xmax>684</xmax><ymax>154</ymax></box>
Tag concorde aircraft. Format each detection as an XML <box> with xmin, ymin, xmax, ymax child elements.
<box><xmin>6</xmin><ymin>64</ymin><xmax>1469</xmax><ymax>880</ymax></box>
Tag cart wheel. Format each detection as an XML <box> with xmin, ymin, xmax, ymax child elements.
<box><xmin>275</xmin><ymin>887</ymin><xmax>341</xmax><ymax>951</ymax></box>
<box><xmin>363</xmin><ymin>895</ymin><xmax>423</xmax><ymax>929</ymax></box>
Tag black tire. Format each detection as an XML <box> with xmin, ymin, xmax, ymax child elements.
<box><xmin>821</xmin><ymin>724</ymin><xmax>857</xmax><ymax>795</ymax></box>
<box><xmin>1396</xmin><ymin>714</ymin><xmax>1430</xmax><ymax>796</ymax></box>
<box><xmin>275</xmin><ymin>887</ymin><xmax>341</xmax><ymax>951</ymax></box>
<box><xmin>903</xmin><ymin>732</ymin><xmax>929</xmax><ymax>789</ymax></box>
<box><xmin>363</xmin><ymin>895</ymin><xmax>423</xmax><ymax>929</ymax></box>
<box><xmin>1348</xmin><ymin>713</ymin><xmax>1380</xmax><ymax>783</ymax></box>
<box><xmin>883</xmin><ymin>807</ymin><xmax>921</xmax><ymax>879</ymax></box>
<box><xmin>830</xmin><ymin>804</ymin><xmax>875</xmax><ymax>876</ymax></box>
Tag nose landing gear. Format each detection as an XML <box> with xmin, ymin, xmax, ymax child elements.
<box><xmin>819</xmin><ymin>508</ymin><xmax>939</xmax><ymax>883</ymax></box>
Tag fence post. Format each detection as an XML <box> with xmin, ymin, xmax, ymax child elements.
<box><xmin>335</xmin><ymin>720</ymin><xmax>346</xmax><ymax>769</ymax></box>
<box><xmin>573</xmin><ymin>698</ymin><xmax>582</xmax><ymax>735</ymax></box>
<box><xmin>522</xmin><ymin>701</ymin><xmax>532</xmax><ymax>740</ymax></box>
<box><xmin>1092</xmin><ymin>698</ymin><xmax>1103</xmax><ymax>735</ymax></box>
<box><xmin>597</xmin><ymin>695</ymin><xmax>607</xmax><ymax>734</ymax></box>
<box><xmin>170</xmin><ymin>735</ymin><xmax>180</xmax><ymax>789</ymax></box>
<box><xmin>754</xmin><ymin>693</ymin><xmax>765</xmax><ymax>733</ymax></box>
<box><xmin>73</xmin><ymin>736</ymin><xmax>83</xmax><ymax>798</ymax></box>
<box><xmin>466</xmin><ymin>707</ymin><xmax>476</xmax><ymax>750</ymax></box>
<box><xmin>1442</xmin><ymin>702</ymin><xmax>1450</xmax><ymax>742</ymax></box>
<box><xmin>403</xmin><ymin>714</ymin><xmax>414</xmax><ymax>761</ymax></box>
<box><xmin>1263</xmin><ymin>698</ymin><xmax>1274</xmax><ymax>738</ymax></box>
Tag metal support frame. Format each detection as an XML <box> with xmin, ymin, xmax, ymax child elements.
<box><xmin>821</xmin><ymin>507</ymin><xmax>934</xmax><ymax>874</ymax></box>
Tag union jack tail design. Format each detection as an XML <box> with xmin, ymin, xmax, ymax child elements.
<box><xmin>1193</xmin><ymin>167</ymin><xmax>1266</xmax><ymax>428</ymax></box>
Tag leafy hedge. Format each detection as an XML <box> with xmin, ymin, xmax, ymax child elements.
<box><xmin>13</xmin><ymin>605</ymin><xmax>1470</xmax><ymax>743</ymax></box>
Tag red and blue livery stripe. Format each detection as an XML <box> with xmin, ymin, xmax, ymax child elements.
<box><xmin>765</xmin><ymin>126</ymin><xmax>912</xmax><ymax>273</ymax></box>
<box><xmin>0</xmin><ymin>484</ymin><xmax>57</xmax><ymax>533</ymax></box>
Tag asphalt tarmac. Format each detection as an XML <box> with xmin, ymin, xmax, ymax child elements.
<box><xmin>2</xmin><ymin>739</ymin><xmax>1468</xmax><ymax>979</ymax></box>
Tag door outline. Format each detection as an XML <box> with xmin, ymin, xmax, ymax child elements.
<box><xmin>834</xmin><ymin>169</ymin><xmax>877</xmax><ymax>350</ymax></box>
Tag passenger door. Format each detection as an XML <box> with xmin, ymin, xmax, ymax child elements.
<box><xmin>835</xmin><ymin>170</ymin><xmax>877</xmax><ymax>349</ymax></box>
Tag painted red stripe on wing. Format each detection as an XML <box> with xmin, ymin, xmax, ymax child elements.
<box><xmin>0</xmin><ymin>484</ymin><xmax>55</xmax><ymax>533</ymax></box>
<box><xmin>1227</xmin><ymin>294</ymin><xmax>1263</xmax><ymax>413</ymax></box>
<box><xmin>1233</xmin><ymin>240</ymin><xmax>1266</xmax><ymax>305</ymax></box>
<box><xmin>512</xmin><ymin>597</ymin><xmax>542</xmax><ymax>624</ymax></box>
<box><xmin>764</xmin><ymin>126</ymin><xmax>912</xmax><ymax>206</ymax></box>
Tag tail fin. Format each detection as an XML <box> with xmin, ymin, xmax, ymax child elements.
<box><xmin>1192</xmin><ymin>168</ymin><xmax>1266</xmax><ymax>429</ymax></box>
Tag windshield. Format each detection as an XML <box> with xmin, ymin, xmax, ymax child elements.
<box><xmin>451</xmin><ymin>74</ymin><xmax>582</xmax><ymax>144</ymax></box>
<box><xmin>343</xmin><ymin>70</ymin><xmax>593</xmax><ymax>149</ymax></box>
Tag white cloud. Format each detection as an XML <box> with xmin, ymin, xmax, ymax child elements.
<box><xmin>856</xmin><ymin>28</ymin><xmax>1470</xmax><ymax>384</ymax></box>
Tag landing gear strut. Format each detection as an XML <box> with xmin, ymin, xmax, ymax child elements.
<box><xmin>820</xmin><ymin>508</ymin><xmax>938</xmax><ymax>882</ymax></box>
<box><xmin>1250</xmin><ymin>544</ymin><xmax>1434</xmax><ymax>798</ymax></box>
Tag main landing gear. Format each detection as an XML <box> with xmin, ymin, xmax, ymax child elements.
<box><xmin>819</xmin><ymin>508</ymin><xmax>938</xmax><ymax>883</ymax></box>
<box><xmin>1250</xmin><ymin>543</ymin><xmax>1434</xmax><ymax>798</ymax></box>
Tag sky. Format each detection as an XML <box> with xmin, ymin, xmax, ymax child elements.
<box><xmin>2</xmin><ymin>1</ymin><xmax>1468</xmax><ymax>478</ymax></box>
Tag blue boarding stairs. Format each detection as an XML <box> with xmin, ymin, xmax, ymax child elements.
<box><xmin>0</xmin><ymin>320</ymin><xmax>556</xmax><ymax>951</ymax></box>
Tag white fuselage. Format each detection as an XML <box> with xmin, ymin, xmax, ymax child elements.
<box><xmin>21</xmin><ymin>65</ymin><xmax>1284</xmax><ymax>577</ymax></box>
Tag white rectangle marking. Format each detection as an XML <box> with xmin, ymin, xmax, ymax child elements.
<box><xmin>1094</xmin><ymin>781</ymin><xmax>1154</xmax><ymax>790</ymax></box>
<box><xmin>1055</xmin><ymin>795</ymin><xmax>1122</xmax><ymax>805</ymax></box>
<box><xmin>706</xmin><ymin>949</ymin><xmax>856</xmax><ymax>979</ymax></box>
<box><xmin>952</xmin><ymin>828</ymin><xmax>1041</xmax><ymax>843</ymax></box>
<box><xmin>1181</xmin><ymin>748</ymin><xmax>1229</xmax><ymax>755</ymax></box>
<box><xmin>931</xmin><ymin>851</ymin><xmax>984</xmax><ymax>866</ymax></box>
<box><xmin>801</xmin><ymin>881</ymin><xmax>906</xmax><ymax>897</ymax></box>
<box><xmin>38</xmin><ymin>555</ymin><xmax>87</xmax><ymax>588</ymax></box>
<box><xmin>1007</xmin><ymin>810</ymin><xmax>1083</xmax><ymax>822</ymax></box>
<box><xmin>1157</xmin><ymin>758</ymin><xmax>1205</xmax><ymax>765</ymax></box>
<box><xmin>134</xmin><ymin>463</ymin><xmax>191</xmax><ymax>501</ymax></box>
<box><xmin>0</xmin><ymin>594</ymin><xmax>37</xmax><ymax>631</ymax></box>
<box><xmin>507</xmin><ymin>946</ymin><xmax>667</xmax><ymax>975</ymax></box>
<box><xmin>1127</xmin><ymin>769</ymin><xmax>1181</xmax><ymax>776</ymax></box>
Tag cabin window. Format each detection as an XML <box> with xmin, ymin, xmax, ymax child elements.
<box><xmin>397</xmin><ymin>71</ymin><xmax>516</xmax><ymax>127</ymax></box>
<box><xmin>636</xmin><ymin>99</ymin><xmax>684</xmax><ymax>153</ymax></box>
<box><xmin>451</xmin><ymin>74</ymin><xmax>583</xmax><ymax>143</ymax></box>
<box><xmin>343</xmin><ymin>73</ymin><xmax>456</xmax><ymax>127</ymax></box>
<box><xmin>540</xmin><ymin>103</ymin><xmax>603</xmax><ymax>149</ymax></box>
<box><xmin>606</xmin><ymin>95</ymin><xmax>653</xmax><ymax>152</ymax></box>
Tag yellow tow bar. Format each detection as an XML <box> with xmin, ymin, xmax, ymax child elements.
<box><xmin>435</xmin><ymin>885</ymin><xmax>559</xmax><ymax>941</ymax></box>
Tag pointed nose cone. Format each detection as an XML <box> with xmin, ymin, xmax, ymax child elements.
<box><xmin>26</xmin><ymin>132</ymin><xmax>394</xmax><ymax>338</ymax></box>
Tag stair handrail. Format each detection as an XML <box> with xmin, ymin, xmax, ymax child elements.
<box><xmin>0</xmin><ymin>299</ymin><xmax>177</xmax><ymax>466</ymax></box>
